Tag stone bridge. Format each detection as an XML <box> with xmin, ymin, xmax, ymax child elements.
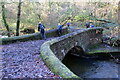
<box><xmin>40</xmin><ymin>27</ymin><xmax>103</xmax><ymax>79</ymax></box>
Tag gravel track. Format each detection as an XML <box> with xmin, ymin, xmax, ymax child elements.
<box><xmin>1</xmin><ymin>38</ymin><xmax>60</xmax><ymax>79</ymax></box>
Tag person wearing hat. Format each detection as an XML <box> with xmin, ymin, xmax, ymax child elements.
<box><xmin>38</xmin><ymin>22</ymin><xmax>46</xmax><ymax>40</ymax></box>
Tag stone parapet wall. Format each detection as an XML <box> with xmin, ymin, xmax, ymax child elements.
<box><xmin>50</xmin><ymin>28</ymin><xmax>103</xmax><ymax>61</ymax></box>
<box><xmin>1</xmin><ymin>27</ymin><xmax>68</xmax><ymax>45</ymax></box>
<box><xmin>40</xmin><ymin>27</ymin><xmax>103</xmax><ymax>79</ymax></box>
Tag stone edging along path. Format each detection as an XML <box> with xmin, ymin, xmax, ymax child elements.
<box><xmin>40</xmin><ymin>27</ymin><xmax>103</xmax><ymax>79</ymax></box>
<box><xmin>1</xmin><ymin>27</ymin><xmax>68</xmax><ymax>45</ymax></box>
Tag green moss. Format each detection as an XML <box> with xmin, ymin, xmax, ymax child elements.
<box><xmin>86</xmin><ymin>50</ymin><xmax>110</xmax><ymax>54</ymax></box>
<box><xmin>1</xmin><ymin>28</ymin><xmax>68</xmax><ymax>45</ymax></box>
<box><xmin>87</xmin><ymin>49</ymin><xmax>120</xmax><ymax>54</ymax></box>
<box><xmin>40</xmin><ymin>40</ymin><xmax>82</xmax><ymax>79</ymax></box>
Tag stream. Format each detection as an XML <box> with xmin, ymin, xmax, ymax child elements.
<box><xmin>62</xmin><ymin>54</ymin><xmax>119</xmax><ymax>78</ymax></box>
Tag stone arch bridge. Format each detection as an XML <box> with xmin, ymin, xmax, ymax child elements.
<box><xmin>40</xmin><ymin>27</ymin><xmax>103</xmax><ymax>79</ymax></box>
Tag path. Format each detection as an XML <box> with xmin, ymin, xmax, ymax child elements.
<box><xmin>1</xmin><ymin>37</ymin><xmax>61</xmax><ymax>78</ymax></box>
<box><xmin>0</xmin><ymin>27</ymin><xmax>81</xmax><ymax>79</ymax></box>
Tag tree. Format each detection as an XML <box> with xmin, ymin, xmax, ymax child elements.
<box><xmin>16</xmin><ymin>0</ymin><xmax>22</xmax><ymax>36</ymax></box>
<box><xmin>118</xmin><ymin>1</ymin><xmax>120</xmax><ymax>24</ymax></box>
<box><xmin>1</xmin><ymin>2</ymin><xmax>11</xmax><ymax>37</ymax></box>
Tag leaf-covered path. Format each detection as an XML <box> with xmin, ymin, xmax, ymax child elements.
<box><xmin>1</xmin><ymin>38</ymin><xmax>60</xmax><ymax>78</ymax></box>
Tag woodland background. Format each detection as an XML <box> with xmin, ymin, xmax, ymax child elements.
<box><xmin>0</xmin><ymin>1</ymin><xmax>119</xmax><ymax>37</ymax></box>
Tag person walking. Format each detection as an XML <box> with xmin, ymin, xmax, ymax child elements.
<box><xmin>86</xmin><ymin>22</ymin><xmax>90</xmax><ymax>28</ymax></box>
<box><xmin>57</xmin><ymin>23</ymin><xmax>64</xmax><ymax>36</ymax></box>
<box><xmin>38</xmin><ymin>23</ymin><xmax>46</xmax><ymax>40</ymax></box>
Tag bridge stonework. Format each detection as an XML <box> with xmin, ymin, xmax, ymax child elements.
<box><xmin>40</xmin><ymin>27</ymin><xmax>103</xmax><ymax>79</ymax></box>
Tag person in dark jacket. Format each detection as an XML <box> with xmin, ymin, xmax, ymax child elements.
<box><xmin>86</xmin><ymin>22</ymin><xmax>90</xmax><ymax>28</ymax></box>
<box><xmin>57</xmin><ymin>23</ymin><xmax>64</xmax><ymax>36</ymax></box>
<box><xmin>38</xmin><ymin>23</ymin><xmax>46</xmax><ymax>40</ymax></box>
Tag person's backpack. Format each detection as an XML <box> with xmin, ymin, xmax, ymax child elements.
<box><xmin>40</xmin><ymin>25</ymin><xmax>45</xmax><ymax>29</ymax></box>
<box><xmin>38</xmin><ymin>24</ymin><xmax>45</xmax><ymax>31</ymax></box>
<box><xmin>39</xmin><ymin>24</ymin><xmax>45</xmax><ymax>33</ymax></box>
<box><xmin>58</xmin><ymin>25</ymin><xmax>63</xmax><ymax>30</ymax></box>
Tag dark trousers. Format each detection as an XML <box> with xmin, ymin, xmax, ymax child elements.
<box><xmin>40</xmin><ymin>31</ymin><xmax>46</xmax><ymax>40</ymax></box>
<box><xmin>58</xmin><ymin>29</ymin><xmax>62</xmax><ymax>36</ymax></box>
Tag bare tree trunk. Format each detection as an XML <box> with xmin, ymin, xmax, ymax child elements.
<box><xmin>118</xmin><ymin>1</ymin><xmax>120</xmax><ymax>24</ymax></box>
<box><xmin>1</xmin><ymin>3</ymin><xmax>11</xmax><ymax>37</ymax></box>
<box><xmin>16</xmin><ymin>0</ymin><xmax>22</xmax><ymax>36</ymax></box>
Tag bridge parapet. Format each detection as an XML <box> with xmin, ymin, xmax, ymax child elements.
<box><xmin>40</xmin><ymin>27</ymin><xmax>103</xmax><ymax>79</ymax></box>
